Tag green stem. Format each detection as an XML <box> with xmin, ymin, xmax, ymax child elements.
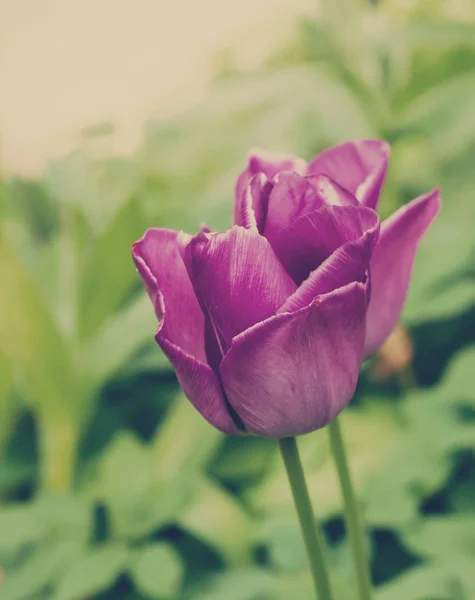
<box><xmin>39</xmin><ymin>412</ymin><xmax>78</xmax><ymax>492</ymax></box>
<box><xmin>279</xmin><ymin>437</ymin><xmax>334</xmax><ymax>600</ymax></box>
<box><xmin>328</xmin><ymin>417</ymin><xmax>372</xmax><ymax>600</ymax></box>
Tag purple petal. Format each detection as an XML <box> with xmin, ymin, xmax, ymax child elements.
<box><xmin>220</xmin><ymin>282</ymin><xmax>367</xmax><ymax>438</ymax></box>
<box><xmin>309</xmin><ymin>174</ymin><xmax>359</xmax><ymax>207</ymax></box>
<box><xmin>132</xmin><ymin>229</ymin><xmax>239</xmax><ymax>435</ymax></box>
<box><xmin>234</xmin><ymin>149</ymin><xmax>306</xmax><ymax>226</ymax></box>
<box><xmin>179</xmin><ymin>226</ymin><xmax>296</xmax><ymax>355</ymax></box>
<box><xmin>307</xmin><ymin>140</ymin><xmax>390</xmax><ymax>209</ymax></box>
<box><xmin>274</xmin><ymin>205</ymin><xmax>380</xmax><ymax>285</ymax></box>
<box><xmin>365</xmin><ymin>190</ymin><xmax>441</xmax><ymax>356</ymax></box>
<box><xmin>280</xmin><ymin>214</ymin><xmax>379</xmax><ymax>313</ymax></box>
<box><xmin>263</xmin><ymin>172</ymin><xmax>326</xmax><ymax>245</ymax></box>
<box><xmin>235</xmin><ymin>173</ymin><xmax>273</xmax><ymax>233</ymax></box>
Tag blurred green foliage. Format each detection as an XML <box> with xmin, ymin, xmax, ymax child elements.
<box><xmin>1</xmin><ymin>0</ymin><xmax>475</xmax><ymax>598</ymax></box>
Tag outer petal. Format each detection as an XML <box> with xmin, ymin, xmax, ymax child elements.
<box><xmin>220</xmin><ymin>282</ymin><xmax>367</xmax><ymax>438</ymax></box>
<box><xmin>273</xmin><ymin>205</ymin><xmax>380</xmax><ymax>285</ymax></box>
<box><xmin>179</xmin><ymin>226</ymin><xmax>296</xmax><ymax>354</ymax></box>
<box><xmin>132</xmin><ymin>228</ymin><xmax>239</xmax><ymax>434</ymax></box>
<box><xmin>365</xmin><ymin>189</ymin><xmax>441</xmax><ymax>356</ymax></box>
<box><xmin>307</xmin><ymin>140</ymin><xmax>390</xmax><ymax>209</ymax></box>
<box><xmin>234</xmin><ymin>149</ymin><xmax>306</xmax><ymax>226</ymax></box>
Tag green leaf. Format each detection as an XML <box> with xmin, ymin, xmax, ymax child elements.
<box><xmin>441</xmin><ymin>345</ymin><xmax>475</xmax><ymax>406</ymax></box>
<box><xmin>34</xmin><ymin>493</ymin><xmax>93</xmax><ymax>544</ymax></box>
<box><xmin>1</xmin><ymin>540</ymin><xmax>83</xmax><ymax>600</ymax></box>
<box><xmin>404</xmin><ymin>280</ymin><xmax>475</xmax><ymax>325</ymax></box>
<box><xmin>398</xmin><ymin>20</ymin><xmax>475</xmax><ymax>51</ymax></box>
<box><xmin>129</xmin><ymin>543</ymin><xmax>184</xmax><ymax>599</ymax></box>
<box><xmin>92</xmin><ymin>432</ymin><xmax>192</xmax><ymax>539</ymax></box>
<box><xmin>0</xmin><ymin>504</ymin><xmax>46</xmax><ymax>554</ymax></box>
<box><xmin>152</xmin><ymin>396</ymin><xmax>224</xmax><ymax>479</ymax></box>
<box><xmin>0</xmin><ymin>495</ymin><xmax>92</xmax><ymax>557</ymax></box>
<box><xmin>398</xmin><ymin>70</ymin><xmax>475</xmax><ymax>163</ymax></box>
<box><xmin>178</xmin><ymin>476</ymin><xmax>254</xmax><ymax>566</ymax></box>
<box><xmin>364</xmin><ymin>393</ymin><xmax>462</xmax><ymax>525</ymax></box>
<box><xmin>44</xmin><ymin>151</ymin><xmax>139</xmax><ymax>230</ymax></box>
<box><xmin>78</xmin><ymin>196</ymin><xmax>145</xmax><ymax>340</ymax></box>
<box><xmin>0</xmin><ymin>351</ymin><xmax>16</xmax><ymax>453</ymax></box>
<box><xmin>0</xmin><ymin>234</ymin><xmax>75</xmax><ymax>415</ymax></box>
<box><xmin>189</xmin><ymin>569</ymin><xmax>274</xmax><ymax>600</ymax></box>
<box><xmin>376</xmin><ymin>565</ymin><xmax>450</xmax><ymax>600</ymax></box>
<box><xmin>80</xmin><ymin>293</ymin><xmax>166</xmax><ymax>393</ymax></box>
<box><xmin>53</xmin><ymin>543</ymin><xmax>128</xmax><ymax>600</ymax></box>
<box><xmin>402</xmin><ymin>516</ymin><xmax>475</xmax><ymax>561</ymax></box>
<box><xmin>211</xmin><ymin>436</ymin><xmax>275</xmax><ymax>483</ymax></box>
<box><xmin>402</xmin><ymin>202</ymin><xmax>475</xmax><ymax>324</ymax></box>
<box><xmin>270</xmin><ymin>572</ymin><xmax>316</xmax><ymax>600</ymax></box>
<box><xmin>44</xmin><ymin>151</ymin><xmax>101</xmax><ymax>221</ymax></box>
<box><xmin>264</xmin><ymin>523</ymin><xmax>307</xmax><ymax>573</ymax></box>
<box><xmin>364</xmin><ymin>481</ymin><xmax>417</xmax><ymax>528</ymax></box>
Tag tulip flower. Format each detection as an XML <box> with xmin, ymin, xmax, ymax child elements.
<box><xmin>133</xmin><ymin>140</ymin><xmax>440</xmax><ymax>440</ymax></box>
<box><xmin>133</xmin><ymin>183</ymin><xmax>380</xmax><ymax>438</ymax></box>
<box><xmin>236</xmin><ymin>140</ymin><xmax>441</xmax><ymax>357</ymax></box>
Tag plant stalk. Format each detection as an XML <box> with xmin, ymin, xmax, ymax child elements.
<box><xmin>279</xmin><ymin>437</ymin><xmax>334</xmax><ymax>600</ymax></box>
<box><xmin>328</xmin><ymin>417</ymin><xmax>372</xmax><ymax>600</ymax></box>
<box><xmin>39</xmin><ymin>412</ymin><xmax>78</xmax><ymax>492</ymax></box>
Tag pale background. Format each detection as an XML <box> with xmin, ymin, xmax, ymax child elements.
<box><xmin>1</xmin><ymin>0</ymin><xmax>312</xmax><ymax>175</ymax></box>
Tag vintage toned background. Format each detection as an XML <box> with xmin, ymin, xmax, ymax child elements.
<box><xmin>1</xmin><ymin>0</ymin><xmax>475</xmax><ymax>599</ymax></box>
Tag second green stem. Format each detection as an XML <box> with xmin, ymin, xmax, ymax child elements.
<box><xmin>328</xmin><ymin>417</ymin><xmax>372</xmax><ymax>600</ymax></box>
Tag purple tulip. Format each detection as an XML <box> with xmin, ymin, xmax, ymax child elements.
<box><xmin>132</xmin><ymin>140</ymin><xmax>440</xmax><ymax>438</ymax></box>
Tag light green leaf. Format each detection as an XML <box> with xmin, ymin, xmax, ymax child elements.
<box><xmin>80</xmin><ymin>293</ymin><xmax>167</xmax><ymax>392</ymax></box>
<box><xmin>398</xmin><ymin>70</ymin><xmax>475</xmax><ymax>162</ymax></box>
<box><xmin>44</xmin><ymin>151</ymin><xmax>100</xmax><ymax>218</ymax></box>
<box><xmin>364</xmin><ymin>393</ymin><xmax>462</xmax><ymax>518</ymax></box>
<box><xmin>0</xmin><ymin>504</ymin><xmax>46</xmax><ymax>553</ymax></box>
<box><xmin>364</xmin><ymin>481</ymin><xmax>417</xmax><ymax>528</ymax></box>
<box><xmin>44</xmin><ymin>151</ymin><xmax>139</xmax><ymax>230</ymax></box>
<box><xmin>404</xmin><ymin>280</ymin><xmax>475</xmax><ymax>325</ymax></box>
<box><xmin>376</xmin><ymin>565</ymin><xmax>450</xmax><ymax>600</ymax></box>
<box><xmin>129</xmin><ymin>543</ymin><xmax>184</xmax><ymax>599</ymax></box>
<box><xmin>189</xmin><ymin>569</ymin><xmax>274</xmax><ymax>600</ymax></box>
<box><xmin>92</xmin><ymin>432</ymin><xmax>191</xmax><ymax>540</ymax></box>
<box><xmin>1</xmin><ymin>540</ymin><xmax>83</xmax><ymax>600</ymax></box>
<box><xmin>0</xmin><ymin>352</ymin><xmax>16</xmax><ymax>453</ymax></box>
<box><xmin>152</xmin><ymin>396</ymin><xmax>224</xmax><ymax>479</ymax></box>
<box><xmin>53</xmin><ymin>543</ymin><xmax>128</xmax><ymax>600</ymax></box>
<box><xmin>179</xmin><ymin>476</ymin><xmax>254</xmax><ymax>566</ymax></box>
<box><xmin>398</xmin><ymin>19</ymin><xmax>475</xmax><ymax>50</ymax></box>
<box><xmin>78</xmin><ymin>196</ymin><xmax>145</xmax><ymax>340</ymax></box>
<box><xmin>265</xmin><ymin>523</ymin><xmax>307</xmax><ymax>573</ymax></box>
<box><xmin>0</xmin><ymin>234</ymin><xmax>75</xmax><ymax>415</ymax></box>
<box><xmin>402</xmin><ymin>516</ymin><xmax>475</xmax><ymax>560</ymax></box>
<box><xmin>211</xmin><ymin>436</ymin><xmax>275</xmax><ymax>482</ymax></box>
<box><xmin>440</xmin><ymin>345</ymin><xmax>475</xmax><ymax>406</ymax></box>
<box><xmin>403</xmin><ymin>203</ymin><xmax>475</xmax><ymax>324</ymax></box>
<box><xmin>34</xmin><ymin>493</ymin><xmax>93</xmax><ymax>544</ymax></box>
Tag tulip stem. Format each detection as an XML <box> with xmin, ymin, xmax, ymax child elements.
<box><xmin>279</xmin><ymin>437</ymin><xmax>334</xmax><ymax>600</ymax></box>
<box><xmin>328</xmin><ymin>417</ymin><xmax>372</xmax><ymax>600</ymax></box>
